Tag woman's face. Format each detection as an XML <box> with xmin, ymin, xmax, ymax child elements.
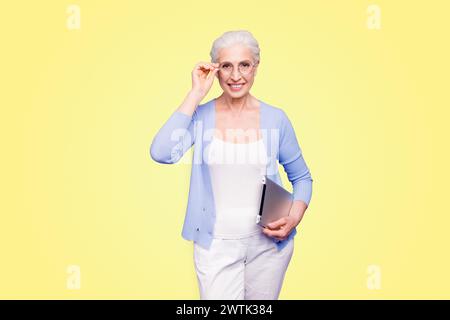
<box><xmin>215</xmin><ymin>44</ymin><xmax>259</xmax><ymax>98</ymax></box>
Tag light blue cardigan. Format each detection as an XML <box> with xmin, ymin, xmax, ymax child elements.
<box><xmin>150</xmin><ymin>98</ymin><xmax>313</xmax><ymax>251</ymax></box>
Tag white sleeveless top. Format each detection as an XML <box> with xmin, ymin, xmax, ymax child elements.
<box><xmin>206</xmin><ymin>135</ymin><xmax>269</xmax><ymax>239</ymax></box>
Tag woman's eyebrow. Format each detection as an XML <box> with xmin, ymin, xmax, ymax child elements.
<box><xmin>220</xmin><ymin>60</ymin><xmax>252</xmax><ymax>64</ymax></box>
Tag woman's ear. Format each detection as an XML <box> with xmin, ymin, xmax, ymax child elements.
<box><xmin>253</xmin><ymin>61</ymin><xmax>259</xmax><ymax>77</ymax></box>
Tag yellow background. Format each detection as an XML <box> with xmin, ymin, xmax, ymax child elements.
<box><xmin>1</xmin><ymin>0</ymin><xmax>449</xmax><ymax>299</ymax></box>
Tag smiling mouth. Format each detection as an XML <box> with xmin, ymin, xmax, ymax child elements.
<box><xmin>228</xmin><ymin>83</ymin><xmax>245</xmax><ymax>90</ymax></box>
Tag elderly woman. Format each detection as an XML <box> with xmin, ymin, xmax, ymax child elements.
<box><xmin>150</xmin><ymin>30</ymin><xmax>313</xmax><ymax>300</ymax></box>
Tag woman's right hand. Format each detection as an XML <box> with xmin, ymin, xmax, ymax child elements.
<box><xmin>191</xmin><ymin>62</ymin><xmax>220</xmax><ymax>100</ymax></box>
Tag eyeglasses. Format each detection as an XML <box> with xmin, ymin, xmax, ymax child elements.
<box><xmin>218</xmin><ymin>60</ymin><xmax>259</xmax><ymax>76</ymax></box>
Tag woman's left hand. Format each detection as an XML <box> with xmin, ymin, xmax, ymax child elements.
<box><xmin>262</xmin><ymin>215</ymin><xmax>300</xmax><ymax>241</ymax></box>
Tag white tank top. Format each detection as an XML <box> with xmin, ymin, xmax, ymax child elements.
<box><xmin>206</xmin><ymin>135</ymin><xmax>269</xmax><ymax>238</ymax></box>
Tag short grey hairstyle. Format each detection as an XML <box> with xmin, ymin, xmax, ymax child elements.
<box><xmin>210</xmin><ymin>30</ymin><xmax>260</xmax><ymax>64</ymax></box>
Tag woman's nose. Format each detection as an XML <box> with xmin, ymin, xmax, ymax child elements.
<box><xmin>230</xmin><ymin>70</ymin><xmax>242</xmax><ymax>81</ymax></box>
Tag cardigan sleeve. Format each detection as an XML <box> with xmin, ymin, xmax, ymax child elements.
<box><xmin>278</xmin><ymin>110</ymin><xmax>313</xmax><ymax>206</ymax></box>
<box><xmin>150</xmin><ymin>108</ymin><xmax>198</xmax><ymax>164</ymax></box>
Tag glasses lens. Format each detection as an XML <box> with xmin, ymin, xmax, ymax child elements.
<box><xmin>220</xmin><ymin>63</ymin><xmax>232</xmax><ymax>74</ymax></box>
<box><xmin>219</xmin><ymin>61</ymin><xmax>254</xmax><ymax>75</ymax></box>
<box><xmin>239</xmin><ymin>61</ymin><xmax>252</xmax><ymax>74</ymax></box>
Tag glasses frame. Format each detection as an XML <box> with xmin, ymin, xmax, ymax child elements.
<box><xmin>217</xmin><ymin>60</ymin><xmax>259</xmax><ymax>76</ymax></box>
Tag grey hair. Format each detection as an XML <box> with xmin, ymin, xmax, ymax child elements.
<box><xmin>210</xmin><ymin>30</ymin><xmax>260</xmax><ymax>64</ymax></box>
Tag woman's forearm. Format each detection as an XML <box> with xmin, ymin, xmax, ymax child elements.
<box><xmin>150</xmin><ymin>90</ymin><xmax>202</xmax><ymax>164</ymax></box>
<box><xmin>289</xmin><ymin>200</ymin><xmax>308</xmax><ymax>226</ymax></box>
<box><xmin>177</xmin><ymin>90</ymin><xmax>204</xmax><ymax>117</ymax></box>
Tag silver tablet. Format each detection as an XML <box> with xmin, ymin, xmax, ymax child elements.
<box><xmin>256</xmin><ymin>175</ymin><xmax>293</xmax><ymax>228</ymax></box>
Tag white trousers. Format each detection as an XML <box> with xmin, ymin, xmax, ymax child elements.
<box><xmin>193</xmin><ymin>231</ymin><xmax>295</xmax><ymax>300</ymax></box>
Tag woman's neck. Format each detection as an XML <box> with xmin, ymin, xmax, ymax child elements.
<box><xmin>217</xmin><ymin>94</ymin><xmax>254</xmax><ymax>116</ymax></box>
